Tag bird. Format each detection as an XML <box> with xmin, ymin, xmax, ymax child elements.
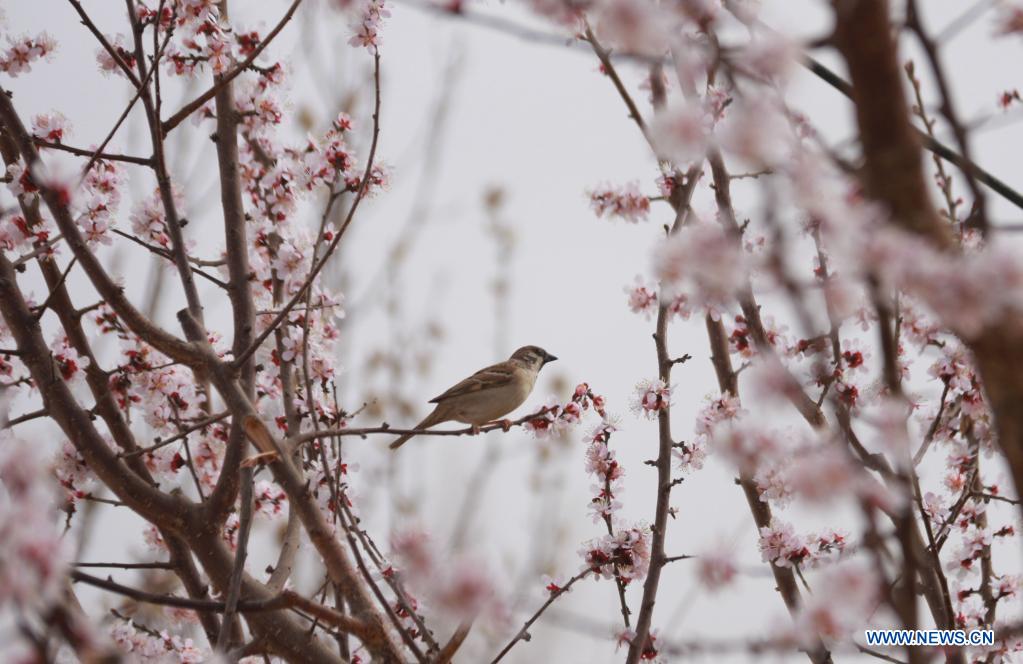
<box><xmin>389</xmin><ymin>345</ymin><xmax>558</xmax><ymax>450</ymax></box>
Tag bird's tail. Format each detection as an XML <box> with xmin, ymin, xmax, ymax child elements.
<box><xmin>389</xmin><ymin>408</ymin><xmax>446</xmax><ymax>450</ymax></box>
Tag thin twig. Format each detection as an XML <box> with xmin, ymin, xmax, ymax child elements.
<box><xmin>4</xmin><ymin>407</ymin><xmax>48</xmax><ymax>427</ymax></box>
<box><xmin>490</xmin><ymin>569</ymin><xmax>593</xmax><ymax>664</ymax></box>
<box><xmin>71</xmin><ymin>570</ymin><xmax>280</xmax><ymax>612</ymax></box>
<box><xmin>33</xmin><ymin>257</ymin><xmax>78</xmax><ymax>321</ymax></box>
<box><xmin>290</xmin><ymin>406</ymin><xmax>554</xmax><ymax>449</ymax></box>
<box><xmin>33</xmin><ymin>139</ymin><xmax>152</xmax><ymax>166</ymax></box>
<box><xmin>217</xmin><ymin>465</ymin><xmax>254</xmax><ymax>653</ymax></box>
<box><xmin>119</xmin><ymin>410</ymin><xmax>230</xmax><ymax>459</ymax></box>
<box><xmin>72</xmin><ymin>561</ymin><xmax>175</xmax><ymax>570</ymax></box>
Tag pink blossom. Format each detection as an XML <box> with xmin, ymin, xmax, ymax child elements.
<box><xmin>590</xmin><ymin>181</ymin><xmax>650</xmax><ymax>223</ymax></box>
<box><xmin>436</xmin><ymin>567</ymin><xmax>497</xmax><ymax>621</ymax></box>
<box><xmin>390</xmin><ymin>528</ymin><xmax>497</xmax><ymax>621</ymax></box>
<box><xmin>665</xmin><ymin>292</ymin><xmax>693</xmax><ymax>320</ymax></box>
<box><xmin>78</xmin><ymin>196</ymin><xmax>116</xmax><ymax>246</ymax></box>
<box><xmin>996</xmin><ymin>575</ymin><xmax>1020</xmax><ymax>600</ymax></box>
<box><xmin>253</xmin><ymin>480</ymin><xmax>287</xmax><ymax>517</ymax></box>
<box><xmin>205</xmin><ymin>30</ymin><xmax>232</xmax><ymax>74</ymax></box>
<box><xmin>346</xmin><ymin>0</ymin><xmax>390</xmax><ymax>52</ymax></box>
<box><xmin>523</xmin><ymin>397</ymin><xmax>570</xmax><ymax>438</ymax></box>
<box><xmin>593</xmin><ymin>0</ymin><xmax>670</xmax><ymax>57</ymax></box>
<box><xmin>758</xmin><ymin>520</ymin><xmax>810</xmax><ymax>568</ymax></box>
<box><xmin>784</xmin><ymin>446</ymin><xmax>861</xmax><ymax>506</ymax></box>
<box><xmin>581</xmin><ymin>525</ymin><xmax>651</xmax><ymax>583</ymax></box>
<box><xmin>7</xmin><ymin>161</ymin><xmax>38</xmax><ymax>200</ymax></box>
<box><xmin>862</xmin><ymin>227</ymin><xmax>1023</xmax><ymax>338</ymax></box>
<box><xmin>697</xmin><ymin>548</ymin><xmax>738</xmax><ymax>590</ymax></box>
<box><xmin>754</xmin><ymin>463</ymin><xmax>793</xmax><ymax>506</ymax></box>
<box><xmin>948</xmin><ymin>528</ymin><xmax>992</xmax><ymax>577</ymax></box>
<box><xmin>928</xmin><ymin>343</ymin><xmax>977</xmax><ymax>393</ymax></box>
<box><xmin>95</xmin><ymin>34</ymin><xmax>136</xmax><ymax>75</ymax></box>
<box><xmin>391</xmin><ymin>528</ymin><xmax>433</xmax><ymax>577</ymax></box>
<box><xmin>629</xmin><ymin>378</ymin><xmax>671</xmax><ymax>419</ymax></box>
<box><xmin>625</xmin><ymin>277</ymin><xmax>658</xmax><ymax>318</ymax></box>
<box><xmin>694</xmin><ymin>393</ymin><xmax>744</xmax><ymax>437</ymax></box>
<box><xmin>0</xmin><ymin>433</ymin><xmax>71</xmax><ymax>609</ymax></box>
<box><xmin>998</xmin><ymin>89</ymin><xmax>1021</xmax><ymax>110</ymax></box>
<box><xmin>739</xmin><ymin>33</ymin><xmax>797</xmax><ymax>82</ymax></box>
<box><xmin>718</xmin><ymin>96</ymin><xmax>794</xmax><ymax>166</ymax></box>
<box><xmin>0</xmin><ymin>32</ymin><xmax>57</xmax><ymax>77</ymax></box>
<box><xmin>54</xmin><ymin>441</ymin><xmax>94</xmax><ymax>508</ymax></box>
<box><xmin>32</xmin><ymin>155</ymin><xmax>77</xmax><ymax>208</ymax></box>
<box><xmin>588</xmin><ymin>488</ymin><xmax>623</xmax><ymax>522</ymax></box>
<box><xmin>649</xmin><ymin>102</ymin><xmax>711</xmax><ymax>166</ymax></box>
<box><xmin>673</xmin><ymin>438</ymin><xmax>707</xmax><ymax>472</ymax></box>
<box><xmin>997</xmin><ymin>4</ymin><xmax>1023</xmax><ymax>34</ymax></box>
<box><xmin>654</xmin><ymin>221</ymin><xmax>745</xmax><ymax>314</ymax></box>
<box><xmin>715</xmin><ymin>423</ymin><xmax>785</xmax><ymax>474</ymax></box>
<box><xmin>922</xmin><ymin>491</ymin><xmax>947</xmax><ymax>526</ymax></box>
<box><xmin>810</xmin><ymin>529</ymin><xmax>848</xmax><ymax>567</ymax></box>
<box><xmin>110</xmin><ymin>621</ymin><xmax>210</xmax><ymax>661</ymax></box>
<box><xmin>84</xmin><ymin>159</ymin><xmax>126</xmax><ymax>206</ymax></box>
<box><xmin>525</xmin><ymin>385</ymin><xmax>607</xmax><ymax>439</ymax></box>
<box><xmin>131</xmin><ymin>189</ymin><xmax>173</xmax><ymax>247</ymax></box>
<box><xmin>51</xmin><ymin>335</ymin><xmax>89</xmax><ymax>382</ymax></box>
<box><xmin>585</xmin><ymin>440</ymin><xmax>622</xmax><ymax>481</ymax></box>
<box><xmin>526</xmin><ymin>0</ymin><xmax>585</xmax><ymax>26</ymax></box>
<box><xmin>0</xmin><ymin>212</ymin><xmax>38</xmax><ymax>252</ymax></box>
<box><xmin>541</xmin><ymin>574</ymin><xmax>569</xmax><ymax>596</ymax></box>
<box><xmin>791</xmin><ymin>563</ymin><xmax>877</xmax><ymax>643</ymax></box>
<box><xmin>585</xmin><ymin>416</ymin><xmax>618</xmax><ymax>445</ymax></box>
<box><xmin>705</xmin><ymin>85</ymin><xmax>730</xmax><ymax>123</ymax></box>
<box><xmin>31</xmin><ymin>112</ymin><xmax>70</xmax><ymax>143</ymax></box>
<box><xmin>955</xmin><ymin>501</ymin><xmax>987</xmax><ymax>532</ymax></box>
<box><xmin>677</xmin><ymin>0</ymin><xmax>719</xmax><ymax>25</ymax></box>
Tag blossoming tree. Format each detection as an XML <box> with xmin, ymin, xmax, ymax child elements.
<box><xmin>3</xmin><ymin>0</ymin><xmax>1023</xmax><ymax>662</ymax></box>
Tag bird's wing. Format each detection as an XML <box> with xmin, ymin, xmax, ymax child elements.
<box><xmin>428</xmin><ymin>361</ymin><xmax>517</xmax><ymax>403</ymax></box>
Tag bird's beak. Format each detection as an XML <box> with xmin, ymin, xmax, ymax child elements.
<box><xmin>543</xmin><ymin>352</ymin><xmax>558</xmax><ymax>365</ymax></box>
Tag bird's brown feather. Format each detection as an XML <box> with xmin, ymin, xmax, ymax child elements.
<box><xmin>428</xmin><ymin>363</ymin><xmax>516</xmax><ymax>403</ymax></box>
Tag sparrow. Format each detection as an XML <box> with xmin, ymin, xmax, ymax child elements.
<box><xmin>389</xmin><ymin>345</ymin><xmax>558</xmax><ymax>450</ymax></box>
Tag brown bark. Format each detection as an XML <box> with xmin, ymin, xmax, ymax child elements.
<box><xmin>831</xmin><ymin>0</ymin><xmax>1023</xmax><ymax>522</ymax></box>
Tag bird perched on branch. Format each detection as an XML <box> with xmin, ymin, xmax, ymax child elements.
<box><xmin>389</xmin><ymin>345</ymin><xmax>558</xmax><ymax>449</ymax></box>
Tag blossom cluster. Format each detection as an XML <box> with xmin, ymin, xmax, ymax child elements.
<box><xmin>581</xmin><ymin>525</ymin><xmax>652</xmax><ymax>584</ymax></box>
<box><xmin>654</xmin><ymin>221</ymin><xmax>746</xmax><ymax>319</ymax></box>
<box><xmin>54</xmin><ymin>441</ymin><xmax>95</xmax><ymax>510</ymax></box>
<box><xmin>95</xmin><ymin>34</ymin><xmax>138</xmax><ymax>76</ymax></box>
<box><xmin>790</xmin><ymin>562</ymin><xmax>879</xmax><ymax>644</ymax></box>
<box><xmin>4</xmin><ymin>110</ymin><xmax>127</xmax><ymax>249</ymax></box>
<box><xmin>864</xmin><ymin>228</ymin><xmax>1023</xmax><ymax>339</ymax></box>
<box><xmin>696</xmin><ymin>548</ymin><xmax>738</xmax><ymax>590</ymax></box>
<box><xmin>0</xmin><ymin>433</ymin><xmax>71</xmax><ymax>610</ymax></box>
<box><xmin>0</xmin><ymin>31</ymin><xmax>57</xmax><ymax>77</ymax></box>
<box><xmin>585</xmin><ymin>417</ymin><xmax>623</xmax><ymax>523</ymax></box>
<box><xmin>572</xmin><ymin>386</ymin><xmax>654</xmax><ymax>588</ymax></box>
<box><xmin>589</xmin><ymin>181</ymin><xmax>650</xmax><ymax>223</ymax></box>
<box><xmin>629</xmin><ymin>378</ymin><xmax>671</xmax><ymax>420</ymax></box>
<box><xmin>389</xmin><ymin>527</ymin><xmax>496</xmax><ymax>622</ymax></box>
<box><xmin>624</xmin><ymin>276</ymin><xmax>693</xmax><ymax>321</ymax></box>
<box><xmin>523</xmin><ymin>382</ymin><xmax>606</xmax><ymax>438</ymax></box>
<box><xmin>616</xmin><ymin>628</ymin><xmax>662</xmax><ymax>663</ymax></box>
<box><xmin>344</xmin><ymin>0</ymin><xmax>390</xmax><ymax>52</ymax></box>
<box><xmin>109</xmin><ymin>620</ymin><xmax>207</xmax><ymax>663</ymax></box>
<box><xmin>757</xmin><ymin>520</ymin><xmax>847</xmax><ymax>570</ymax></box>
